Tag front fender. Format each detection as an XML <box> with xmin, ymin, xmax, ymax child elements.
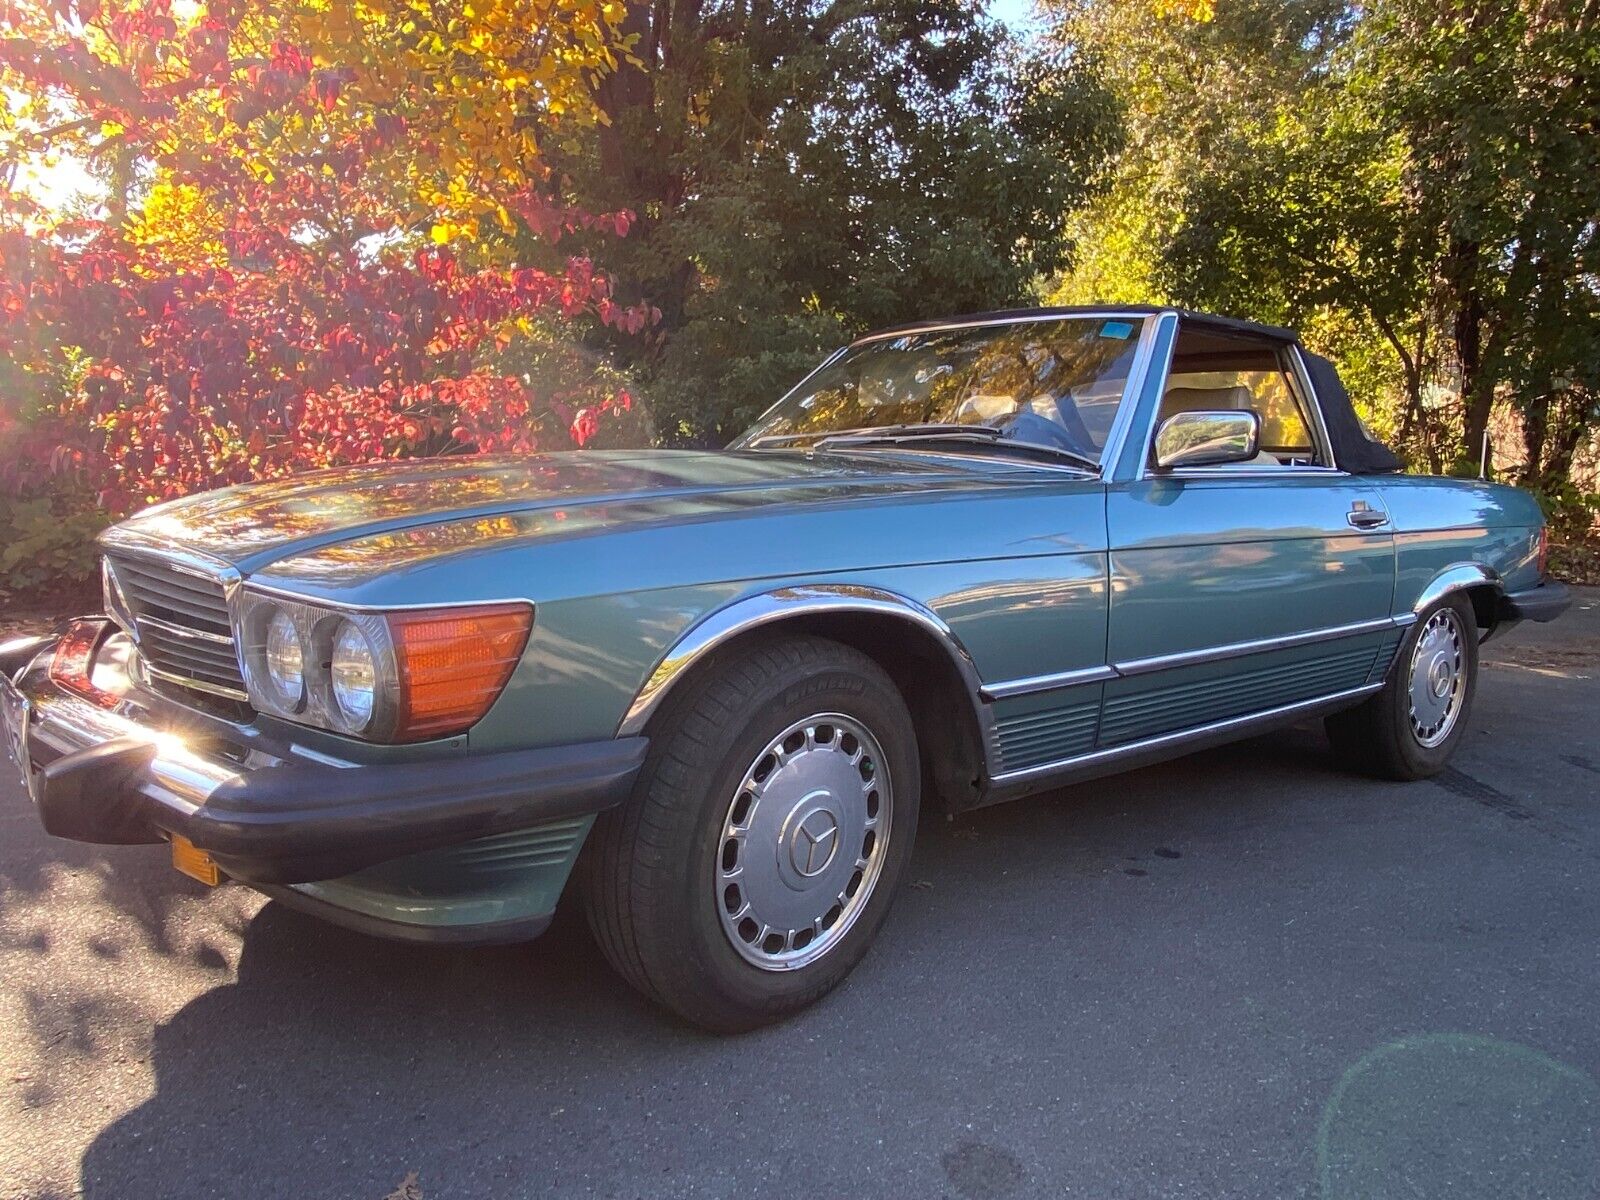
<box><xmin>613</xmin><ymin>584</ymin><xmax>991</xmax><ymax>746</ymax></box>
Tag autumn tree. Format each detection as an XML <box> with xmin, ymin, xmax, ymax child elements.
<box><xmin>0</xmin><ymin>0</ymin><xmax>649</xmax><ymax>598</ymax></box>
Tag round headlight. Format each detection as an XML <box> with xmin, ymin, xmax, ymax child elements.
<box><xmin>330</xmin><ymin>620</ymin><xmax>377</xmax><ymax>730</ymax></box>
<box><xmin>263</xmin><ymin>608</ymin><xmax>305</xmax><ymax>707</ymax></box>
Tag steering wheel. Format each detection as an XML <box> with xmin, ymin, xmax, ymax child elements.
<box><xmin>1000</xmin><ymin>401</ymin><xmax>1097</xmax><ymax>458</ymax></box>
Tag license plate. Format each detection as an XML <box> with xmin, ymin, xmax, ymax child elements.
<box><xmin>171</xmin><ymin>835</ymin><xmax>222</xmax><ymax>886</ymax></box>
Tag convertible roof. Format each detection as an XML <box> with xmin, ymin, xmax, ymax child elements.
<box><xmin>854</xmin><ymin>305</ymin><xmax>1299</xmax><ymax>345</ymax></box>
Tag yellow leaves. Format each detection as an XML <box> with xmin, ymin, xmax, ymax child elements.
<box><xmin>7</xmin><ymin>0</ymin><xmax>630</xmax><ymax>250</ymax></box>
<box><xmin>429</xmin><ymin>215</ymin><xmax>480</xmax><ymax>243</ymax></box>
<box><xmin>1154</xmin><ymin>0</ymin><xmax>1215</xmax><ymax>21</ymax></box>
<box><xmin>284</xmin><ymin>0</ymin><xmax>628</xmax><ymax>228</ymax></box>
<box><xmin>123</xmin><ymin>181</ymin><xmax>228</xmax><ymax>270</ymax></box>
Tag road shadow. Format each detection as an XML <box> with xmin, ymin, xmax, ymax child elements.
<box><xmin>73</xmin><ymin>724</ymin><xmax>1371</xmax><ymax>1199</ymax></box>
<box><xmin>75</xmin><ymin>900</ymin><xmax>693</xmax><ymax>1199</ymax></box>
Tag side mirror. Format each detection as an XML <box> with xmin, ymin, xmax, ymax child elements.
<box><xmin>1153</xmin><ymin>410</ymin><xmax>1261</xmax><ymax>470</ymax></box>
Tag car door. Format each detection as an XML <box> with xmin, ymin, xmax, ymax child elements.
<box><xmin>1099</xmin><ymin>324</ymin><xmax>1398</xmax><ymax>750</ymax></box>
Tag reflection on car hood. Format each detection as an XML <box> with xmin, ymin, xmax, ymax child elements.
<box><xmin>103</xmin><ymin>449</ymin><xmax>1032</xmax><ymax>577</ymax></box>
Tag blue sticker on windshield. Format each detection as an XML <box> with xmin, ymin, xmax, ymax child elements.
<box><xmin>1100</xmin><ymin>321</ymin><xmax>1135</xmax><ymax>340</ymax></box>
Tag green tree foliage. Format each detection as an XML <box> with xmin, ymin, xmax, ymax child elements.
<box><xmin>552</xmin><ymin>0</ymin><xmax>1121</xmax><ymax>444</ymax></box>
<box><xmin>1360</xmin><ymin>0</ymin><xmax>1600</xmax><ymax>486</ymax></box>
<box><xmin>1051</xmin><ymin>0</ymin><xmax>1600</xmax><ymax>510</ymax></box>
<box><xmin>1047</xmin><ymin>0</ymin><xmax>1348</xmax><ymax>306</ymax></box>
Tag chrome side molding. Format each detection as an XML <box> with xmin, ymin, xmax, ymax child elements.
<box><xmin>1112</xmin><ymin>615</ymin><xmax>1402</xmax><ymax>677</ymax></box>
<box><xmin>979</xmin><ymin>664</ymin><xmax>1118</xmax><ymax>702</ymax></box>
<box><xmin>985</xmin><ymin>682</ymin><xmax>1384</xmax><ymax>800</ymax></box>
<box><xmin>981</xmin><ymin>614</ymin><xmax>1410</xmax><ymax>699</ymax></box>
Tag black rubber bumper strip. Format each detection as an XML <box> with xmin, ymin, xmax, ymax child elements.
<box><xmin>1498</xmin><ymin>580</ymin><xmax>1572</xmax><ymax>624</ymax></box>
<box><xmin>37</xmin><ymin>734</ymin><xmax>648</xmax><ymax>885</ymax></box>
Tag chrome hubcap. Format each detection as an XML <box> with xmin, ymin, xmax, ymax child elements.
<box><xmin>1408</xmin><ymin>608</ymin><xmax>1465</xmax><ymax>748</ymax></box>
<box><xmin>715</xmin><ymin>713</ymin><xmax>891</xmax><ymax>971</ymax></box>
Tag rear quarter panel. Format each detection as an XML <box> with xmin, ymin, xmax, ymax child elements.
<box><xmin>1378</xmin><ymin>476</ymin><xmax>1545</xmax><ymax>611</ymax></box>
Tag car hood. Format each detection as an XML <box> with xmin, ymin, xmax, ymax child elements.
<box><xmin>101</xmin><ymin>449</ymin><xmax>1037</xmax><ymax>577</ymax></box>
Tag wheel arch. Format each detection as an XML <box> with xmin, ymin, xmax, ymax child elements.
<box><xmin>616</xmin><ymin>585</ymin><xmax>993</xmax><ymax>810</ymax></box>
<box><xmin>1411</xmin><ymin>562</ymin><xmax>1503</xmax><ymax>634</ymax></box>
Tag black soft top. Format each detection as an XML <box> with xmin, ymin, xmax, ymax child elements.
<box><xmin>856</xmin><ymin>304</ymin><xmax>1299</xmax><ymax>345</ymax></box>
<box><xmin>1297</xmin><ymin>350</ymin><xmax>1404</xmax><ymax>474</ymax></box>
<box><xmin>855</xmin><ymin>305</ymin><xmax>1403</xmax><ymax>474</ymax></box>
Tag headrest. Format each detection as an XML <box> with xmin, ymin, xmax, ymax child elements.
<box><xmin>1160</xmin><ymin>385</ymin><xmax>1255</xmax><ymax>415</ymax></box>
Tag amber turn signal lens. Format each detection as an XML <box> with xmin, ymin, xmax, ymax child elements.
<box><xmin>388</xmin><ymin>604</ymin><xmax>532</xmax><ymax>741</ymax></box>
<box><xmin>1537</xmin><ymin>526</ymin><xmax>1549</xmax><ymax>579</ymax></box>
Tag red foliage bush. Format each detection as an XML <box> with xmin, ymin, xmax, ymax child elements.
<box><xmin>0</xmin><ymin>4</ymin><xmax>656</xmax><ymax>599</ymax></box>
<box><xmin>0</xmin><ymin>231</ymin><xmax>652</xmax><ymax>515</ymax></box>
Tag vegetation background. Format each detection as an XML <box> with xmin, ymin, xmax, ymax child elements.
<box><xmin>1</xmin><ymin>0</ymin><xmax>1596</xmax><ymax>605</ymax></box>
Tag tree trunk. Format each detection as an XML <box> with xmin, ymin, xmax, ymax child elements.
<box><xmin>1444</xmin><ymin>239</ymin><xmax>1493</xmax><ymax>469</ymax></box>
<box><xmin>1521</xmin><ymin>390</ymin><xmax>1549</xmax><ymax>483</ymax></box>
<box><xmin>1541</xmin><ymin>390</ymin><xmax>1596</xmax><ymax>493</ymax></box>
<box><xmin>592</xmin><ymin>1</ymin><xmax>661</xmax><ymax>200</ymax></box>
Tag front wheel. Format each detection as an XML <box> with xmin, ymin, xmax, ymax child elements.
<box><xmin>1326</xmin><ymin>594</ymin><xmax>1479</xmax><ymax>780</ymax></box>
<box><xmin>581</xmin><ymin>635</ymin><xmax>920</xmax><ymax>1032</ymax></box>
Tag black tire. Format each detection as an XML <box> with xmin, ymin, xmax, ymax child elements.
<box><xmin>1326</xmin><ymin>593</ymin><xmax>1479</xmax><ymax>780</ymax></box>
<box><xmin>581</xmin><ymin>634</ymin><xmax>920</xmax><ymax>1033</ymax></box>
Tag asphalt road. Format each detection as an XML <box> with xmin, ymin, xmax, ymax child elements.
<box><xmin>3</xmin><ymin>594</ymin><xmax>1598</xmax><ymax>1200</ymax></box>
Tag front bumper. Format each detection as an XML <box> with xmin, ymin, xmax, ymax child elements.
<box><xmin>2</xmin><ymin>621</ymin><xmax>646</xmax><ymax>885</ymax></box>
<box><xmin>1498</xmin><ymin>580</ymin><xmax>1572</xmax><ymax>624</ymax></box>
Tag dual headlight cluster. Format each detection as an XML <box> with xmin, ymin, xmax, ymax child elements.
<box><xmin>236</xmin><ymin>591</ymin><xmax>532</xmax><ymax>744</ymax></box>
<box><xmin>238</xmin><ymin>594</ymin><xmax>395</xmax><ymax>738</ymax></box>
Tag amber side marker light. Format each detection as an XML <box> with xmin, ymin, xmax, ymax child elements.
<box><xmin>171</xmin><ymin>835</ymin><xmax>222</xmax><ymax>887</ymax></box>
<box><xmin>389</xmin><ymin>603</ymin><xmax>533</xmax><ymax>741</ymax></box>
<box><xmin>1536</xmin><ymin>526</ymin><xmax>1550</xmax><ymax>578</ymax></box>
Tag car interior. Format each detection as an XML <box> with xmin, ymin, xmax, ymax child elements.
<box><xmin>938</xmin><ymin>320</ymin><xmax>1324</xmax><ymax>468</ymax></box>
<box><xmin>1157</xmin><ymin>326</ymin><xmax>1324</xmax><ymax>467</ymax></box>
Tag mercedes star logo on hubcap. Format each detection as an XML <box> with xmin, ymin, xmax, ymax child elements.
<box><xmin>791</xmin><ymin>808</ymin><xmax>839</xmax><ymax>877</ymax></box>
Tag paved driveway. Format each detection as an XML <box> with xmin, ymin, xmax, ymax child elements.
<box><xmin>3</xmin><ymin>593</ymin><xmax>1598</xmax><ymax>1200</ymax></box>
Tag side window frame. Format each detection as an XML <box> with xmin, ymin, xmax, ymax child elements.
<box><xmin>1285</xmin><ymin>343</ymin><xmax>1340</xmax><ymax>472</ymax></box>
<box><xmin>1140</xmin><ymin>332</ymin><xmax>1340</xmax><ymax>477</ymax></box>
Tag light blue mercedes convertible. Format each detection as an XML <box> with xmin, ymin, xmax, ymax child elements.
<box><xmin>1</xmin><ymin>306</ymin><xmax>1570</xmax><ymax>1030</ymax></box>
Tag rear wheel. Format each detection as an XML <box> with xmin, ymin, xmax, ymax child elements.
<box><xmin>581</xmin><ymin>635</ymin><xmax>919</xmax><ymax>1032</ymax></box>
<box><xmin>1326</xmin><ymin>594</ymin><xmax>1479</xmax><ymax>780</ymax></box>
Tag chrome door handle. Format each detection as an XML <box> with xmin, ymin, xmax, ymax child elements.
<box><xmin>1347</xmin><ymin>504</ymin><xmax>1389</xmax><ymax>530</ymax></box>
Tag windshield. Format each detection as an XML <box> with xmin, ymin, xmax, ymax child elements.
<box><xmin>735</xmin><ymin>317</ymin><xmax>1145</xmax><ymax>465</ymax></box>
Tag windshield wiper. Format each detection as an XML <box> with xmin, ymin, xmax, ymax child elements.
<box><xmin>815</xmin><ymin>424</ymin><xmax>1100</xmax><ymax>473</ymax></box>
<box><xmin>749</xmin><ymin>423</ymin><xmax>977</xmax><ymax>448</ymax></box>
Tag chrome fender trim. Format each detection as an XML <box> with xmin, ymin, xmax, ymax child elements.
<box><xmin>615</xmin><ymin>585</ymin><xmax>995</xmax><ymax>759</ymax></box>
<box><xmin>1409</xmin><ymin>562</ymin><xmax>1501</xmax><ymax>617</ymax></box>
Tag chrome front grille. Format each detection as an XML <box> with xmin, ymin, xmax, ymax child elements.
<box><xmin>105</xmin><ymin>553</ymin><xmax>248</xmax><ymax>700</ymax></box>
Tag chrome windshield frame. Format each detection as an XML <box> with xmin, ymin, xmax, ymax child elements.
<box><xmin>732</xmin><ymin>312</ymin><xmax>1163</xmax><ymax>474</ymax></box>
